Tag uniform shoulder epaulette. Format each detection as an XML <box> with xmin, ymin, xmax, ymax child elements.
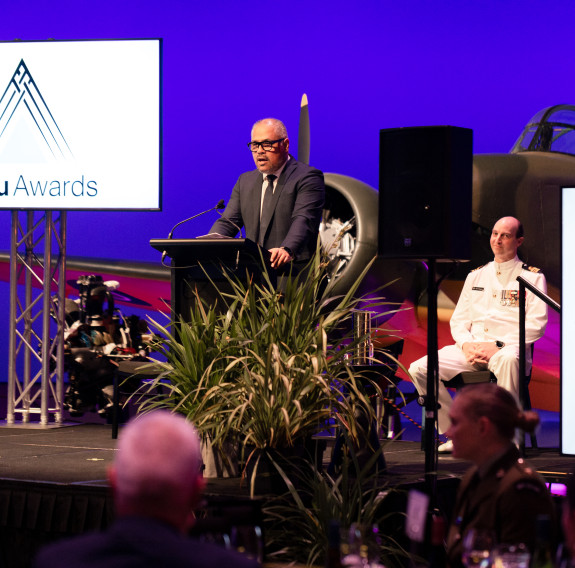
<box><xmin>522</xmin><ymin>263</ymin><xmax>541</xmax><ymax>273</ymax></box>
<box><xmin>471</xmin><ymin>264</ymin><xmax>486</xmax><ymax>272</ymax></box>
<box><xmin>513</xmin><ymin>478</ymin><xmax>544</xmax><ymax>494</ymax></box>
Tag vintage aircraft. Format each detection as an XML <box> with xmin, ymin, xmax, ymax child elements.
<box><xmin>322</xmin><ymin>104</ymin><xmax>575</xmax><ymax>298</ymax></box>
<box><xmin>2</xmin><ymin>100</ymin><xmax>572</xmax><ymax>413</ymax></box>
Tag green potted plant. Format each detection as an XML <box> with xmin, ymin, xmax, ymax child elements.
<box><xmin>136</xmin><ymin>248</ymin><xmax>400</xmax><ymax>492</ymax></box>
<box><xmin>263</xmin><ymin>434</ymin><xmax>410</xmax><ymax>567</ymax></box>
<box><xmin>137</xmin><ymin>299</ymin><xmax>243</xmax><ymax>477</ymax></box>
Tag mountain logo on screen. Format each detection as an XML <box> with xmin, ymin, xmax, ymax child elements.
<box><xmin>0</xmin><ymin>59</ymin><xmax>73</xmax><ymax>163</ymax></box>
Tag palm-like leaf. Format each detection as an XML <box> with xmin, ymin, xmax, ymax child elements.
<box><xmin>135</xmin><ymin>246</ymin><xmax>403</xmax><ymax>489</ymax></box>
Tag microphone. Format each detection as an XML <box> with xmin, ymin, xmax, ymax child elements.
<box><xmin>162</xmin><ymin>199</ymin><xmax>225</xmax><ymax>264</ymax></box>
<box><xmin>215</xmin><ymin>209</ymin><xmax>244</xmax><ymax>240</ymax></box>
<box><xmin>167</xmin><ymin>199</ymin><xmax>225</xmax><ymax>239</ymax></box>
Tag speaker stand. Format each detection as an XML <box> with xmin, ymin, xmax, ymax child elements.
<box><xmin>424</xmin><ymin>258</ymin><xmax>439</xmax><ymax>503</ymax></box>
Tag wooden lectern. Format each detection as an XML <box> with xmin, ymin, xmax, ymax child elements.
<box><xmin>149</xmin><ymin>237</ymin><xmax>272</xmax><ymax>321</ymax></box>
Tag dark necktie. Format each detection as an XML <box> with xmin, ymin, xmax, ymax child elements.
<box><xmin>258</xmin><ymin>174</ymin><xmax>276</xmax><ymax>246</ymax></box>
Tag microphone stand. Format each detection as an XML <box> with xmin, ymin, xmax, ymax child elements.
<box><xmin>168</xmin><ymin>199</ymin><xmax>226</xmax><ymax>239</ymax></box>
<box><xmin>215</xmin><ymin>211</ymin><xmax>243</xmax><ymax>236</ymax></box>
<box><xmin>162</xmin><ymin>200</ymin><xmax>225</xmax><ymax>264</ymax></box>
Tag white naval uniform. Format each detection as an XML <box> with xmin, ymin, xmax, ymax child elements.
<box><xmin>409</xmin><ymin>256</ymin><xmax>548</xmax><ymax>434</ymax></box>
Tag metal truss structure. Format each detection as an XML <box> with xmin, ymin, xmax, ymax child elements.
<box><xmin>7</xmin><ymin>211</ymin><xmax>67</xmax><ymax>425</ymax></box>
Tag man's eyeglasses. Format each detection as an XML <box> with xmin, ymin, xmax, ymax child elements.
<box><xmin>247</xmin><ymin>138</ymin><xmax>285</xmax><ymax>152</ymax></box>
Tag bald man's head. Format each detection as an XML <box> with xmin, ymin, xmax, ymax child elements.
<box><xmin>110</xmin><ymin>411</ymin><xmax>203</xmax><ymax>531</ymax></box>
<box><xmin>490</xmin><ymin>216</ymin><xmax>524</xmax><ymax>262</ymax></box>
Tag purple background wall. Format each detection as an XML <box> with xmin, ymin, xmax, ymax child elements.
<box><xmin>1</xmin><ymin>0</ymin><xmax>573</xmax><ymax>261</ymax></box>
<box><xmin>0</xmin><ymin>1</ymin><xmax>572</xmax><ymax>385</ymax></box>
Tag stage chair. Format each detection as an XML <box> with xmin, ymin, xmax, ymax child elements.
<box><xmin>442</xmin><ymin>344</ymin><xmax>538</xmax><ymax>448</ymax></box>
<box><xmin>442</xmin><ymin>369</ymin><xmax>496</xmax><ymax>389</ymax></box>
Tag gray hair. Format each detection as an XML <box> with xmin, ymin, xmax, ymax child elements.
<box><xmin>114</xmin><ymin>411</ymin><xmax>202</xmax><ymax>503</ymax></box>
<box><xmin>251</xmin><ymin>118</ymin><xmax>288</xmax><ymax>139</ymax></box>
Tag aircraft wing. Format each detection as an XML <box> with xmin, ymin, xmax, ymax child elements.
<box><xmin>0</xmin><ymin>251</ymin><xmax>171</xmax><ymax>313</ymax></box>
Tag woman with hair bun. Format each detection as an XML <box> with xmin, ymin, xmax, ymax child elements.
<box><xmin>445</xmin><ymin>383</ymin><xmax>556</xmax><ymax>568</ymax></box>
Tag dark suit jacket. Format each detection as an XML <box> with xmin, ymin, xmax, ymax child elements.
<box><xmin>446</xmin><ymin>444</ymin><xmax>555</xmax><ymax>568</ymax></box>
<box><xmin>33</xmin><ymin>516</ymin><xmax>260</xmax><ymax>568</ymax></box>
<box><xmin>210</xmin><ymin>157</ymin><xmax>325</xmax><ymax>262</ymax></box>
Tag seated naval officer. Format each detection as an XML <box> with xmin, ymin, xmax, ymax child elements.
<box><xmin>408</xmin><ymin>216</ymin><xmax>548</xmax><ymax>452</ymax></box>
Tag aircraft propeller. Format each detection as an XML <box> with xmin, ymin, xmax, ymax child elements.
<box><xmin>297</xmin><ymin>93</ymin><xmax>311</xmax><ymax>166</ymax></box>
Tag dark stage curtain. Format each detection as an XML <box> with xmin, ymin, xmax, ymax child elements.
<box><xmin>0</xmin><ymin>480</ymin><xmax>113</xmax><ymax>568</ymax></box>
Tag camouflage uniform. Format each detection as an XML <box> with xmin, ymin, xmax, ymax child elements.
<box><xmin>447</xmin><ymin>444</ymin><xmax>555</xmax><ymax>568</ymax></box>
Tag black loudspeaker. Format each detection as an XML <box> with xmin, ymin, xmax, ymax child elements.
<box><xmin>378</xmin><ymin>126</ymin><xmax>473</xmax><ymax>259</ymax></box>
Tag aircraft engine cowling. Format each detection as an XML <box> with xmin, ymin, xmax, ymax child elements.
<box><xmin>321</xmin><ymin>173</ymin><xmax>417</xmax><ymax>321</ymax></box>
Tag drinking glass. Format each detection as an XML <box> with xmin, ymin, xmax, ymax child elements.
<box><xmin>230</xmin><ymin>524</ymin><xmax>264</xmax><ymax>564</ymax></box>
<box><xmin>461</xmin><ymin>528</ymin><xmax>495</xmax><ymax>568</ymax></box>
<box><xmin>492</xmin><ymin>543</ymin><xmax>531</xmax><ymax>568</ymax></box>
<box><xmin>340</xmin><ymin>523</ymin><xmax>382</xmax><ymax>567</ymax></box>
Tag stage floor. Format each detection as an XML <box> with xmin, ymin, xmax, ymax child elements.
<box><xmin>0</xmin><ymin>373</ymin><xmax>568</xmax><ymax>484</ymax></box>
<box><xmin>0</xmin><ymin>421</ymin><xmax>572</xmax><ymax>488</ymax></box>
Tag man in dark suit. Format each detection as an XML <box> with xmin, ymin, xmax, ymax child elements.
<box><xmin>210</xmin><ymin>118</ymin><xmax>325</xmax><ymax>272</ymax></box>
<box><xmin>33</xmin><ymin>411</ymin><xmax>260</xmax><ymax>568</ymax></box>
